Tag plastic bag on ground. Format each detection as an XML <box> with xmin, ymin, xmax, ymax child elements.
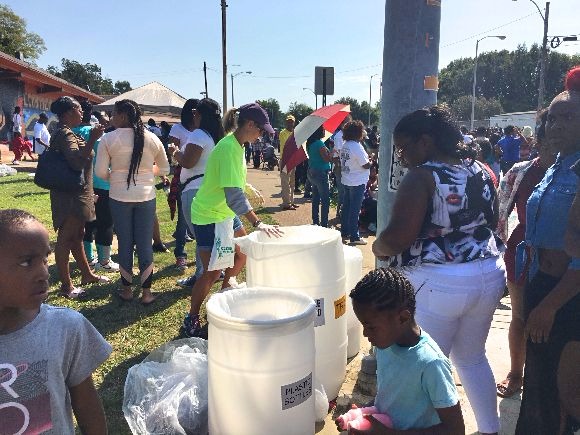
<box><xmin>123</xmin><ymin>338</ymin><xmax>208</xmax><ymax>435</ymax></box>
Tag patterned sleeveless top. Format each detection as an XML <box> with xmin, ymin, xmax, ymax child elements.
<box><xmin>389</xmin><ymin>160</ymin><xmax>504</xmax><ymax>267</ymax></box>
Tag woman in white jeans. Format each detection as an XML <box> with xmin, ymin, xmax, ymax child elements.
<box><xmin>373</xmin><ymin>105</ymin><xmax>505</xmax><ymax>435</ymax></box>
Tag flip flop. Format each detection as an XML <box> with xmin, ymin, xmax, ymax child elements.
<box><xmin>140</xmin><ymin>293</ymin><xmax>158</xmax><ymax>306</ymax></box>
<box><xmin>497</xmin><ymin>373</ymin><xmax>523</xmax><ymax>398</ymax></box>
<box><xmin>116</xmin><ymin>291</ymin><xmax>134</xmax><ymax>303</ymax></box>
<box><xmin>58</xmin><ymin>287</ymin><xmax>88</xmax><ymax>300</ymax></box>
<box><xmin>81</xmin><ymin>275</ymin><xmax>111</xmax><ymax>286</ymax></box>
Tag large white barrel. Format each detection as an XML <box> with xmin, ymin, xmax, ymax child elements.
<box><xmin>235</xmin><ymin>225</ymin><xmax>347</xmax><ymax>399</ymax></box>
<box><xmin>207</xmin><ymin>288</ymin><xmax>316</xmax><ymax>435</ymax></box>
<box><xmin>343</xmin><ymin>245</ymin><xmax>364</xmax><ymax>358</ymax></box>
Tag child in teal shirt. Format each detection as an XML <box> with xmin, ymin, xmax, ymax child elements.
<box><xmin>349</xmin><ymin>268</ymin><xmax>464</xmax><ymax>434</ymax></box>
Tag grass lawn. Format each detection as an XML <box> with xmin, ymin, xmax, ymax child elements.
<box><xmin>0</xmin><ymin>172</ymin><xmax>275</xmax><ymax>433</ymax></box>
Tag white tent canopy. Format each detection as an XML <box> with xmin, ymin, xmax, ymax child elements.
<box><xmin>94</xmin><ymin>81</ymin><xmax>187</xmax><ymax>117</ymax></box>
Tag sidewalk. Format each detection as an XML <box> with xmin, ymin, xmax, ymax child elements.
<box><xmin>245</xmin><ymin>166</ymin><xmax>521</xmax><ymax>435</ymax></box>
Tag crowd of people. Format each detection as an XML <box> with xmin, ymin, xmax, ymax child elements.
<box><xmin>1</xmin><ymin>65</ymin><xmax>579</xmax><ymax>434</ymax></box>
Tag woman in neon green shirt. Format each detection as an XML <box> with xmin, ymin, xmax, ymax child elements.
<box><xmin>178</xmin><ymin>103</ymin><xmax>283</xmax><ymax>337</ymax></box>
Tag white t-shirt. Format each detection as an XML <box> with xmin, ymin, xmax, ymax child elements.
<box><xmin>0</xmin><ymin>305</ymin><xmax>111</xmax><ymax>435</ymax></box>
<box><xmin>12</xmin><ymin>113</ymin><xmax>22</xmax><ymax>133</ymax></box>
<box><xmin>180</xmin><ymin>129</ymin><xmax>216</xmax><ymax>192</ymax></box>
<box><xmin>333</xmin><ymin>130</ymin><xmax>344</xmax><ymax>156</ymax></box>
<box><xmin>340</xmin><ymin>140</ymin><xmax>370</xmax><ymax>186</ymax></box>
<box><xmin>33</xmin><ymin>122</ymin><xmax>50</xmax><ymax>155</ymax></box>
<box><xmin>168</xmin><ymin>123</ymin><xmax>192</xmax><ymax>148</ymax></box>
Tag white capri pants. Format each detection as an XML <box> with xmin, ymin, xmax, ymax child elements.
<box><xmin>402</xmin><ymin>256</ymin><xmax>506</xmax><ymax>434</ymax></box>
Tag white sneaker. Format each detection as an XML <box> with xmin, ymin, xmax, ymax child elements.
<box><xmin>94</xmin><ymin>260</ymin><xmax>120</xmax><ymax>272</ymax></box>
<box><xmin>88</xmin><ymin>258</ymin><xmax>98</xmax><ymax>268</ymax></box>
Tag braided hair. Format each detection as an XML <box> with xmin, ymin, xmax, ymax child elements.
<box><xmin>114</xmin><ymin>99</ymin><xmax>145</xmax><ymax>188</ymax></box>
<box><xmin>349</xmin><ymin>267</ymin><xmax>417</xmax><ymax>315</ymax></box>
<box><xmin>394</xmin><ymin>105</ymin><xmax>475</xmax><ymax>162</ymax></box>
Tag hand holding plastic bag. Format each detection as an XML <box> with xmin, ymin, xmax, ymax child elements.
<box><xmin>244</xmin><ymin>183</ymin><xmax>265</xmax><ymax>209</ymax></box>
<box><xmin>256</xmin><ymin>222</ymin><xmax>284</xmax><ymax>238</ymax></box>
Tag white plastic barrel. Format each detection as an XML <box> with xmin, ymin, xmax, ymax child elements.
<box><xmin>235</xmin><ymin>225</ymin><xmax>347</xmax><ymax>399</ymax></box>
<box><xmin>206</xmin><ymin>287</ymin><xmax>316</xmax><ymax>435</ymax></box>
<box><xmin>343</xmin><ymin>245</ymin><xmax>364</xmax><ymax>358</ymax></box>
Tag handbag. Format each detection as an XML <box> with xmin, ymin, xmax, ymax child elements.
<box><xmin>34</xmin><ymin>146</ymin><xmax>85</xmax><ymax>192</ymax></box>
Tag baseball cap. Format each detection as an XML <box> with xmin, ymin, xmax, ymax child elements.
<box><xmin>239</xmin><ymin>103</ymin><xmax>275</xmax><ymax>134</ymax></box>
<box><xmin>286</xmin><ymin>114</ymin><xmax>295</xmax><ymax>121</ymax></box>
<box><xmin>522</xmin><ymin>126</ymin><xmax>533</xmax><ymax>138</ymax></box>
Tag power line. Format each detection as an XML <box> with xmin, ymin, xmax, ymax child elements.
<box><xmin>442</xmin><ymin>13</ymin><xmax>535</xmax><ymax>48</ymax></box>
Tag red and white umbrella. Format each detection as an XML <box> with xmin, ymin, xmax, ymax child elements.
<box><xmin>280</xmin><ymin>104</ymin><xmax>351</xmax><ymax>173</ymax></box>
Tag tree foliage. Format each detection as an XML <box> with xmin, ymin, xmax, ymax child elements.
<box><xmin>256</xmin><ymin>98</ymin><xmax>283</xmax><ymax>129</ymax></box>
<box><xmin>449</xmin><ymin>95</ymin><xmax>503</xmax><ymax>123</ymax></box>
<box><xmin>439</xmin><ymin>44</ymin><xmax>580</xmax><ymax>113</ymax></box>
<box><xmin>334</xmin><ymin>97</ymin><xmax>380</xmax><ymax>126</ymax></box>
<box><xmin>0</xmin><ymin>5</ymin><xmax>46</xmax><ymax>61</ymax></box>
<box><xmin>287</xmin><ymin>102</ymin><xmax>314</xmax><ymax>122</ymax></box>
<box><xmin>47</xmin><ymin>58</ymin><xmax>132</xmax><ymax>95</ymax></box>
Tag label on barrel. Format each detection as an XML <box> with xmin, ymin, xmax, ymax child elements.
<box><xmin>314</xmin><ymin>298</ymin><xmax>325</xmax><ymax>327</ymax></box>
<box><xmin>334</xmin><ymin>294</ymin><xmax>346</xmax><ymax>319</ymax></box>
<box><xmin>281</xmin><ymin>372</ymin><xmax>313</xmax><ymax>410</ymax></box>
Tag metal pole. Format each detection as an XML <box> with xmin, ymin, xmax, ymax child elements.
<box><xmin>470</xmin><ymin>40</ymin><xmax>480</xmax><ymax>131</ymax></box>
<box><xmin>221</xmin><ymin>0</ymin><xmax>228</xmax><ymax>112</ymax></box>
<box><xmin>538</xmin><ymin>2</ymin><xmax>550</xmax><ymax>110</ymax></box>
<box><xmin>203</xmin><ymin>61</ymin><xmax>208</xmax><ymax>98</ymax></box>
<box><xmin>368</xmin><ymin>74</ymin><xmax>377</xmax><ymax>126</ymax></box>
<box><xmin>231</xmin><ymin>73</ymin><xmax>235</xmax><ymax>107</ymax></box>
<box><xmin>315</xmin><ymin>94</ymin><xmax>318</xmax><ymax>110</ymax></box>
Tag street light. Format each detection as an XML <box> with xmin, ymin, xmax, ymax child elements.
<box><xmin>369</xmin><ymin>74</ymin><xmax>378</xmax><ymax>126</ymax></box>
<box><xmin>513</xmin><ymin>0</ymin><xmax>550</xmax><ymax>110</ymax></box>
<box><xmin>231</xmin><ymin>71</ymin><xmax>252</xmax><ymax>107</ymax></box>
<box><xmin>470</xmin><ymin>35</ymin><xmax>506</xmax><ymax>130</ymax></box>
<box><xmin>302</xmin><ymin>87</ymin><xmax>318</xmax><ymax>109</ymax></box>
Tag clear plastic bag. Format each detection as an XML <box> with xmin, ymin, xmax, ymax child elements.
<box><xmin>0</xmin><ymin>163</ymin><xmax>17</xmax><ymax>177</ymax></box>
<box><xmin>123</xmin><ymin>338</ymin><xmax>208</xmax><ymax>435</ymax></box>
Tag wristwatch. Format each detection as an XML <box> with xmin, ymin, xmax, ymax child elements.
<box><xmin>253</xmin><ymin>219</ymin><xmax>262</xmax><ymax>228</ymax></box>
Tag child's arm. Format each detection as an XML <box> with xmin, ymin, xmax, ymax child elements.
<box><xmin>70</xmin><ymin>375</ymin><xmax>108</xmax><ymax>435</ymax></box>
<box><xmin>349</xmin><ymin>403</ymin><xmax>464</xmax><ymax>434</ymax></box>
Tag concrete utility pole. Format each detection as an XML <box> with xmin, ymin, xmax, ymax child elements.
<box><xmin>377</xmin><ymin>0</ymin><xmax>441</xmax><ymax>260</ymax></box>
<box><xmin>221</xmin><ymin>0</ymin><xmax>228</xmax><ymax>112</ymax></box>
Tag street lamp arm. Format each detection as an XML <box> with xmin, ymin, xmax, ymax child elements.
<box><xmin>528</xmin><ymin>0</ymin><xmax>545</xmax><ymax>20</ymax></box>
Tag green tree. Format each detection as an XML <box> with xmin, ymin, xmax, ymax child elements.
<box><xmin>0</xmin><ymin>5</ymin><xmax>46</xmax><ymax>61</ymax></box>
<box><xmin>114</xmin><ymin>80</ymin><xmax>132</xmax><ymax>95</ymax></box>
<box><xmin>256</xmin><ymin>98</ymin><xmax>283</xmax><ymax>129</ymax></box>
<box><xmin>287</xmin><ymin>102</ymin><xmax>314</xmax><ymax>122</ymax></box>
<box><xmin>439</xmin><ymin>44</ymin><xmax>580</xmax><ymax>113</ymax></box>
<box><xmin>47</xmin><ymin>58</ymin><xmax>132</xmax><ymax>95</ymax></box>
<box><xmin>449</xmin><ymin>95</ymin><xmax>503</xmax><ymax>123</ymax></box>
<box><xmin>360</xmin><ymin>100</ymin><xmax>381</xmax><ymax>126</ymax></box>
<box><xmin>334</xmin><ymin>97</ymin><xmax>364</xmax><ymax>122</ymax></box>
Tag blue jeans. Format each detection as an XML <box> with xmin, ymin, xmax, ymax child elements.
<box><xmin>307</xmin><ymin>168</ymin><xmax>330</xmax><ymax>227</ymax></box>
<box><xmin>109</xmin><ymin>198</ymin><xmax>156</xmax><ymax>287</ymax></box>
<box><xmin>181</xmin><ymin>188</ymin><xmax>203</xmax><ymax>279</ymax></box>
<box><xmin>341</xmin><ymin>184</ymin><xmax>365</xmax><ymax>242</ymax></box>
<box><xmin>173</xmin><ymin>193</ymin><xmax>187</xmax><ymax>258</ymax></box>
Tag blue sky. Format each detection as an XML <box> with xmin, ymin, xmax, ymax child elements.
<box><xmin>5</xmin><ymin>0</ymin><xmax>579</xmax><ymax>111</ymax></box>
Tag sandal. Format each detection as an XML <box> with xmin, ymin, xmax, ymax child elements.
<box><xmin>497</xmin><ymin>372</ymin><xmax>523</xmax><ymax>398</ymax></box>
<box><xmin>116</xmin><ymin>289</ymin><xmax>134</xmax><ymax>302</ymax></box>
<box><xmin>58</xmin><ymin>286</ymin><xmax>88</xmax><ymax>300</ymax></box>
<box><xmin>81</xmin><ymin>275</ymin><xmax>111</xmax><ymax>286</ymax></box>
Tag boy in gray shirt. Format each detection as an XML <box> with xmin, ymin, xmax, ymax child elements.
<box><xmin>0</xmin><ymin>209</ymin><xmax>112</xmax><ymax>434</ymax></box>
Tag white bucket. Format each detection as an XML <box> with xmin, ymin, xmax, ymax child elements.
<box><xmin>206</xmin><ymin>287</ymin><xmax>316</xmax><ymax>435</ymax></box>
<box><xmin>235</xmin><ymin>225</ymin><xmax>347</xmax><ymax>399</ymax></box>
<box><xmin>343</xmin><ymin>245</ymin><xmax>364</xmax><ymax>358</ymax></box>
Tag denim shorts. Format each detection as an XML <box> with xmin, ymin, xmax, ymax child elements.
<box><xmin>193</xmin><ymin>216</ymin><xmax>243</xmax><ymax>251</ymax></box>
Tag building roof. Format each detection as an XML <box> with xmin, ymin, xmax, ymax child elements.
<box><xmin>95</xmin><ymin>81</ymin><xmax>186</xmax><ymax>115</ymax></box>
<box><xmin>0</xmin><ymin>50</ymin><xmax>105</xmax><ymax>103</ymax></box>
